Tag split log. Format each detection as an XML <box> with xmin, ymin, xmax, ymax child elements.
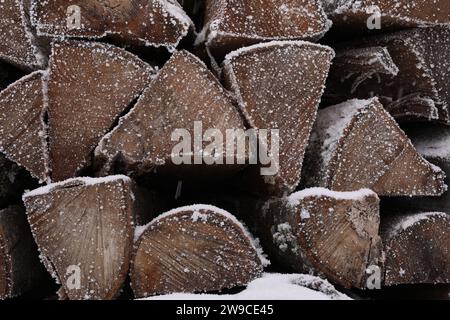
<box><xmin>95</xmin><ymin>50</ymin><xmax>245</xmax><ymax>179</ymax></box>
<box><xmin>301</xmin><ymin>98</ymin><xmax>447</xmax><ymax>197</ymax></box>
<box><xmin>199</xmin><ymin>0</ymin><xmax>331</xmax><ymax>60</ymax></box>
<box><xmin>23</xmin><ymin>175</ymin><xmax>154</xmax><ymax>300</ymax></box>
<box><xmin>324</xmin><ymin>0</ymin><xmax>450</xmax><ymax>35</ymax></box>
<box><xmin>383</xmin><ymin>124</ymin><xmax>450</xmax><ymax>213</ymax></box>
<box><xmin>324</xmin><ymin>26</ymin><xmax>450</xmax><ymax>125</ymax></box>
<box><xmin>0</xmin><ymin>0</ymin><xmax>43</xmax><ymax>69</ymax></box>
<box><xmin>0</xmin><ymin>71</ymin><xmax>49</xmax><ymax>183</ymax></box>
<box><xmin>0</xmin><ymin>205</ymin><xmax>45</xmax><ymax>299</ymax></box>
<box><xmin>238</xmin><ymin>188</ymin><xmax>383</xmax><ymax>289</ymax></box>
<box><xmin>130</xmin><ymin>205</ymin><xmax>266</xmax><ymax>298</ymax></box>
<box><xmin>222</xmin><ymin>41</ymin><xmax>334</xmax><ymax>197</ymax></box>
<box><xmin>381</xmin><ymin>212</ymin><xmax>450</xmax><ymax>286</ymax></box>
<box><xmin>47</xmin><ymin>40</ymin><xmax>154</xmax><ymax>182</ymax></box>
<box><xmin>31</xmin><ymin>0</ymin><xmax>193</xmax><ymax>52</ymax></box>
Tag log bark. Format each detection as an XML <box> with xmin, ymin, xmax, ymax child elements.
<box><xmin>95</xmin><ymin>50</ymin><xmax>246</xmax><ymax>180</ymax></box>
<box><xmin>222</xmin><ymin>41</ymin><xmax>334</xmax><ymax>197</ymax></box>
<box><xmin>47</xmin><ymin>40</ymin><xmax>154</xmax><ymax>182</ymax></box>
<box><xmin>130</xmin><ymin>205</ymin><xmax>265</xmax><ymax>298</ymax></box>
<box><xmin>31</xmin><ymin>0</ymin><xmax>193</xmax><ymax>51</ymax></box>
<box><xmin>236</xmin><ymin>188</ymin><xmax>383</xmax><ymax>289</ymax></box>
<box><xmin>301</xmin><ymin>98</ymin><xmax>447</xmax><ymax>197</ymax></box>
<box><xmin>324</xmin><ymin>26</ymin><xmax>450</xmax><ymax>125</ymax></box>
<box><xmin>0</xmin><ymin>205</ymin><xmax>45</xmax><ymax>299</ymax></box>
<box><xmin>381</xmin><ymin>212</ymin><xmax>450</xmax><ymax>286</ymax></box>
<box><xmin>0</xmin><ymin>71</ymin><xmax>49</xmax><ymax>183</ymax></box>
<box><xmin>23</xmin><ymin>175</ymin><xmax>154</xmax><ymax>300</ymax></box>
<box><xmin>0</xmin><ymin>0</ymin><xmax>42</xmax><ymax>70</ymax></box>
<box><xmin>199</xmin><ymin>0</ymin><xmax>331</xmax><ymax>61</ymax></box>
<box><xmin>324</xmin><ymin>0</ymin><xmax>450</xmax><ymax>35</ymax></box>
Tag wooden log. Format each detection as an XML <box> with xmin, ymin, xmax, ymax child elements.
<box><xmin>324</xmin><ymin>0</ymin><xmax>450</xmax><ymax>35</ymax></box>
<box><xmin>222</xmin><ymin>41</ymin><xmax>334</xmax><ymax>197</ymax></box>
<box><xmin>130</xmin><ymin>204</ymin><xmax>266</xmax><ymax>298</ymax></box>
<box><xmin>199</xmin><ymin>0</ymin><xmax>331</xmax><ymax>61</ymax></box>
<box><xmin>23</xmin><ymin>175</ymin><xmax>152</xmax><ymax>300</ymax></box>
<box><xmin>94</xmin><ymin>50</ymin><xmax>246</xmax><ymax>179</ymax></box>
<box><xmin>0</xmin><ymin>71</ymin><xmax>49</xmax><ymax>183</ymax></box>
<box><xmin>324</xmin><ymin>26</ymin><xmax>450</xmax><ymax>125</ymax></box>
<box><xmin>237</xmin><ymin>188</ymin><xmax>383</xmax><ymax>289</ymax></box>
<box><xmin>381</xmin><ymin>212</ymin><xmax>450</xmax><ymax>286</ymax></box>
<box><xmin>382</xmin><ymin>124</ymin><xmax>450</xmax><ymax>213</ymax></box>
<box><xmin>0</xmin><ymin>0</ymin><xmax>43</xmax><ymax>70</ymax></box>
<box><xmin>47</xmin><ymin>40</ymin><xmax>154</xmax><ymax>182</ymax></box>
<box><xmin>301</xmin><ymin>98</ymin><xmax>447</xmax><ymax>197</ymax></box>
<box><xmin>0</xmin><ymin>205</ymin><xmax>45</xmax><ymax>299</ymax></box>
<box><xmin>31</xmin><ymin>0</ymin><xmax>193</xmax><ymax>52</ymax></box>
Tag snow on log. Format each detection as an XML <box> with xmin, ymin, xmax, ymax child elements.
<box><xmin>301</xmin><ymin>98</ymin><xmax>447</xmax><ymax>197</ymax></box>
<box><xmin>324</xmin><ymin>0</ymin><xmax>450</xmax><ymax>33</ymax></box>
<box><xmin>324</xmin><ymin>26</ymin><xmax>450</xmax><ymax>124</ymax></box>
<box><xmin>0</xmin><ymin>205</ymin><xmax>44</xmax><ymax>299</ymax></box>
<box><xmin>0</xmin><ymin>71</ymin><xmax>49</xmax><ymax>183</ymax></box>
<box><xmin>239</xmin><ymin>188</ymin><xmax>383</xmax><ymax>289</ymax></box>
<box><xmin>23</xmin><ymin>175</ymin><xmax>148</xmax><ymax>300</ymax></box>
<box><xmin>0</xmin><ymin>0</ymin><xmax>43</xmax><ymax>70</ymax></box>
<box><xmin>144</xmin><ymin>273</ymin><xmax>351</xmax><ymax>300</ymax></box>
<box><xmin>47</xmin><ymin>40</ymin><xmax>154</xmax><ymax>182</ymax></box>
<box><xmin>222</xmin><ymin>41</ymin><xmax>334</xmax><ymax>197</ymax></box>
<box><xmin>199</xmin><ymin>0</ymin><xmax>331</xmax><ymax>60</ymax></box>
<box><xmin>31</xmin><ymin>0</ymin><xmax>193</xmax><ymax>51</ymax></box>
<box><xmin>381</xmin><ymin>212</ymin><xmax>450</xmax><ymax>286</ymax></box>
<box><xmin>95</xmin><ymin>50</ymin><xmax>245</xmax><ymax>179</ymax></box>
<box><xmin>131</xmin><ymin>205</ymin><xmax>266</xmax><ymax>298</ymax></box>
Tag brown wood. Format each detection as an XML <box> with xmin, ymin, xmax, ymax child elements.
<box><xmin>0</xmin><ymin>62</ymin><xmax>26</xmax><ymax>92</ymax></box>
<box><xmin>0</xmin><ymin>71</ymin><xmax>49</xmax><ymax>183</ymax></box>
<box><xmin>0</xmin><ymin>205</ymin><xmax>44</xmax><ymax>299</ymax></box>
<box><xmin>222</xmin><ymin>41</ymin><xmax>334</xmax><ymax>197</ymax></box>
<box><xmin>381</xmin><ymin>212</ymin><xmax>450</xmax><ymax>286</ymax></box>
<box><xmin>383</xmin><ymin>124</ymin><xmax>450</xmax><ymax>213</ymax></box>
<box><xmin>302</xmin><ymin>98</ymin><xmax>447</xmax><ymax>197</ymax></box>
<box><xmin>130</xmin><ymin>205</ymin><xmax>265</xmax><ymax>298</ymax></box>
<box><xmin>95</xmin><ymin>50</ymin><xmax>246</xmax><ymax>179</ymax></box>
<box><xmin>200</xmin><ymin>0</ymin><xmax>331</xmax><ymax>60</ymax></box>
<box><xmin>236</xmin><ymin>188</ymin><xmax>383</xmax><ymax>289</ymax></box>
<box><xmin>0</xmin><ymin>0</ymin><xmax>42</xmax><ymax>70</ymax></box>
<box><xmin>324</xmin><ymin>26</ymin><xmax>450</xmax><ymax>125</ymax></box>
<box><xmin>23</xmin><ymin>175</ymin><xmax>143</xmax><ymax>300</ymax></box>
<box><xmin>31</xmin><ymin>0</ymin><xmax>193</xmax><ymax>51</ymax></box>
<box><xmin>47</xmin><ymin>40</ymin><xmax>154</xmax><ymax>182</ymax></box>
<box><xmin>325</xmin><ymin>0</ymin><xmax>450</xmax><ymax>34</ymax></box>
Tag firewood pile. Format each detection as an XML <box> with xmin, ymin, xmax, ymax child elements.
<box><xmin>0</xmin><ymin>0</ymin><xmax>449</xmax><ymax>300</ymax></box>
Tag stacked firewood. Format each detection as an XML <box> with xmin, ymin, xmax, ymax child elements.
<box><xmin>0</xmin><ymin>0</ymin><xmax>449</xmax><ymax>300</ymax></box>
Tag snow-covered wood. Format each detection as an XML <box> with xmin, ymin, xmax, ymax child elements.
<box><xmin>199</xmin><ymin>0</ymin><xmax>331</xmax><ymax>60</ymax></box>
<box><xmin>143</xmin><ymin>273</ymin><xmax>351</xmax><ymax>300</ymax></box>
<box><xmin>0</xmin><ymin>71</ymin><xmax>49</xmax><ymax>183</ymax></box>
<box><xmin>0</xmin><ymin>0</ymin><xmax>43</xmax><ymax>70</ymax></box>
<box><xmin>223</xmin><ymin>41</ymin><xmax>334</xmax><ymax>197</ymax></box>
<box><xmin>23</xmin><ymin>175</ymin><xmax>144</xmax><ymax>300</ymax></box>
<box><xmin>131</xmin><ymin>205</ymin><xmax>265</xmax><ymax>298</ymax></box>
<box><xmin>325</xmin><ymin>26</ymin><xmax>450</xmax><ymax>125</ymax></box>
<box><xmin>325</xmin><ymin>0</ymin><xmax>450</xmax><ymax>34</ymax></box>
<box><xmin>302</xmin><ymin>98</ymin><xmax>447</xmax><ymax>197</ymax></box>
<box><xmin>381</xmin><ymin>212</ymin><xmax>450</xmax><ymax>286</ymax></box>
<box><xmin>0</xmin><ymin>205</ymin><xmax>44</xmax><ymax>299</ymax></box>
<box><xmin>238</xmin><ymin>188</ymin><xmax>383</xmax><ymax>289</ymax></box>
<box><xmin>47</xmin><ymin>40</ymin><xmax>154</xmax><ymax>182</ymax></box>
<box><xmin>95</xmin><ymin>50</ymin><xmax>245</xmax><ymax>179</ymax></box>
<box><xmin>31</xmin><ymin>0</ymin><xmax>193</xmax><ymax>52</ymax></box>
